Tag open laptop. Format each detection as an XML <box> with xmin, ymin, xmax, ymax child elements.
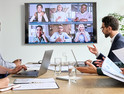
<box><xmin>13</xmin><ymin>50</ymin><xmax>53</xmax><ymax>77</ymax></box>
<box><xmin>71</xmin><ymin>49</ymin><xmax>87</xmax><ymax>67</ymax></box>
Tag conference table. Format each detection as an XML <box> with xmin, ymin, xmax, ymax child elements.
<box><xmin>2</xmin><ymin>70</ymin><xmax>124</xmax><ymax>94</ymax></box>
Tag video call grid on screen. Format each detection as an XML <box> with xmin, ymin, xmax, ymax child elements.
<box><xmin>25</xmin><ymin>2</ymin><xmax>97</xmax><ymax>44</ymax></box>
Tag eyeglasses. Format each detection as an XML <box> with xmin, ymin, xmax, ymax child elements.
<box><xmin>59</xmin><ymin>28</ymin><xmax>63</xmax><ymax>29</ymax></box>
<box><xmin>100</xmin><ymin>27</ymin><xmax>106</xmax><ymax>30</ymax></box>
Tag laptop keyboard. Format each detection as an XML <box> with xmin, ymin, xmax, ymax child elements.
<box><xmin>17</xmin><ymin>70</ymin><xmax>39</xmax><ymax>76</ymax></box>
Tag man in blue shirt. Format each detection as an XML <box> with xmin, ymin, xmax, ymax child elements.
<box><xmin>50</xmin><ymin>25</ymin><xmax>72</xmax><ymax>42</ymax></box>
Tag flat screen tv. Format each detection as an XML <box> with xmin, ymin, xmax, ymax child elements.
<box><xmin>25</xmin><ymin>2</ymin><xmax>97</xmax><ymax>44</ymax></box>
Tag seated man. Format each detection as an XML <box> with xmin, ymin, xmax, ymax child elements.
<box><xmin>0</xmin><ymin>64</ymin><xmax>27</xmax><ymax>75</ymax></box>
<box><xmin>76</xmin><ymin>16</ymin><xmax>124</xmax><ymax>75</ymax></box>
<box><xmin>0</xmin><ymin>54</ymin><xmax>22</xmax><ymax>69</ymax></box>
<box><xmin>0</xmin><ymin>54</ymin><xmax>27</xmax><ymax>78</ymax></box>
<box><xmin>0</xmin><ymin>65</ymin><xmax>26</xmax><ymax>89</ymax></box>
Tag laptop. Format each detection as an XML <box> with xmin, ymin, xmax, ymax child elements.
<box><xmin>13</xmin><ymin>50</ymin><xmax>53</xmax><ymax>77</ymax></box>
<box><xmin>71</xmin><ymin>49</ymin><xmax>87</xmax><ymax>67</ymax></box>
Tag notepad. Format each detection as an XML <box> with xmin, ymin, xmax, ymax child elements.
<box><xmin>14</xmin><ymin>78</ymin><xmax>55</xmax><ymax>84</ymax></box>
<box><xmin>13</xmin><ymin>78</ymin><xmax>59</xmax><ymax>90</ymax></box>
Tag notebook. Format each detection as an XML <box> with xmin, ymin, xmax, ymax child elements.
<box><xmin>12</xmin><ymin>50</ymin><xmax>53</xmax><ymax>77</ymax></box>
<box><xmin>13</xmin><ymin>78</ymin><xmax>59</xmax><ymax>90</ymax></box>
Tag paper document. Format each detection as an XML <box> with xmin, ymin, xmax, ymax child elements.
<box><xmin>13</xmin><ymin>83</ymin><xmax>58</xmax><ymax>90</ymax></box>
<box><xmin>56</xmin><ymin>76</ymin><xmax>81</xmax><ymax>81</ymax></box>
<box><xmin>0</xmin><ymin>84</ymin><xmax>20</xmax><ymax>92</ymax></box>
<box><xmin>13</xmin><ymin>78</ymin><xmax>59</xmax><ymax>90</ymax></box>
<box><xmin>48</xmin><ymin>66</ymin><xmax>68</xmax><ymax>72</ymax></box>
<box><xmin>25</xmin><ymin>64</ymin><xmax>41</xmax><ymax>70</ymax></box>
<box><xmin>14</xmin><ymin>78</ymin><xmax>55</xmax><ymax>84</ymax></box>
<box><xmin>101</xmin><ymin>57</ymin><xmax>124</xmax><ymax>82</ymax></box>
<box><xmin>112</xmin><ymin>47</ymin><xmax>124</xmax><ymax>64</ymax></box>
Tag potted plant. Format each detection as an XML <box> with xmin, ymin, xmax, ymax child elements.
<box><xmin>108</xmin><ymin>13</ymin><xmax>124</xmax><ymax>36</ymax></box>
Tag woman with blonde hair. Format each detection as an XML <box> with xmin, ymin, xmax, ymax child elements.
<box><xmin>74</xmin><ymin>24</ymin><xmax>90</xmax><ymax>43</ymax></box>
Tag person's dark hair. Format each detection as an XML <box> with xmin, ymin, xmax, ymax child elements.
<box><xmin>36</xmin><ymin>4</ymin><xmax>43</xmax><ymax>9</ymax></box>
<box><xmin>102</xmin><ymin>16</ymin><xmax>119</xmax><ymax>30</ymax></box>
<box><xmin>36</xmin><ymin>25</ymin><xmax>43</xmax><ymax>30</ymax></box>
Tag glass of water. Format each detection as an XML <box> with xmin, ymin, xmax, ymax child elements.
<box><xmin>68</xmin><ymin>62</ymin><xmax>76</xmax><ymax>84</ymax></box>
<box><xmin>54</xmin><ymin>58</ymin><xmax>62</xmax><ymax>76</ymax></box>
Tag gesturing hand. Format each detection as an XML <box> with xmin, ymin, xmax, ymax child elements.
<box><xmin>87</xmin><ymin>44</ymin><xmax>98</xmax><ymax>56</ymax></box>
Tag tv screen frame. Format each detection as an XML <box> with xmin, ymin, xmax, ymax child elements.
<box><xmin>25</xmin><ymin>2</ymin><xmax>97</xmax><ymax>44</ymax></box>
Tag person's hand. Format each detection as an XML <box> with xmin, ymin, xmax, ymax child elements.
<box><xmin>93</xmin><ymin>57</ymin><xmax>105</xmax><ymax>67</ymax></box>
<box><xmin>34</xmin><ymin>12</ymin><xmax>37</xmax><ymax>17</ymax></box>
<box><xmin>80</xmin><ymin>18</ymin><xmax>88</xmax><ymax>22</ymax></box>
<box><xmin>84</xmin><ymin>59</ymin><xmax>92</xmax><ymax>64</ymax></box>
<box><xmin>120</xmin><ymin>68</ymin><xmax>124</xmax><ymax>74</ymax></box>
<box><xmin>10</xmin><ymin>65</ymin><xmax>27</xmax><ymax>74</ymax></box>
<box><xmin>80</xmin><ymin>31</ymin><xmax>85</xmax><ymax>35</ymax></box>
<box><xmin>58</xmin><ymin>16</ymin><xmax>61</xmax><ymax>19</ymax></box>
<box><xmin>60</xmin><ymin>36</ymin><xmax>65</xmax><ymax>42</ymax></box>
<box><xmin>0</xmin><ymin>77</ymin><xmax>9</xmax><ymax>89</ymax></box>
<box><xmin>76</xmin><ymin>60</ymin><xmax>97</xmax><ymax>74</ymax></box>
<box><xmin>87</xmin><ymin>44</ymin><xmax>98</xmax><ymax>56</ymax></box>
<box><xmin>55</xmin><ymin>37</ymin><xmax>62</xmax><ymax>42</ymax></box>
<box><xmin>74</xmin><ymin>17</ymin><xmax>79</xmax><ymax>21</ymax></box>
<box><xmin>13</xmin><ymin>59</ymin><xmax>22</xmax><ymax>66</ymax></box>
<box><xmin>56</xmin><ymin>16</ymin><xmax>61</xmax><ymax>22</ymax></box>
<box><xmin>40</xmin><ymin>12</ymin><xmax>45</xmax><ymax>16</ymax></box>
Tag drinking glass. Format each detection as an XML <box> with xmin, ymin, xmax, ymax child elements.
<box><xmin>68</xmin><ymin>62</ymin><xmax>76</xmax><ymax>84</ymax></box>
<box><xmin>54</xmin><ymin>58</ymin><xmax>62</xmax><ymax>76</ymax></box>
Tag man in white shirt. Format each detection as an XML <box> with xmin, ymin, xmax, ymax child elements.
<box><xmin>0</xmin><ymin>54</ymin><xmax>27</xmax><ymax>78</ymax></box>
<box><xmin>74</xmin><ymin>4</ymin><xmax>93</xmax><ymax>22</ymax></box>
<box><xmin>0</xmin><ymin>54</ymin><xmax>21</xmax><ymax>69</ymax></box>
<box><xmin>30</xmin><ymin>4</ymin><xmax>48</xmax><ymax>22</ymax></box>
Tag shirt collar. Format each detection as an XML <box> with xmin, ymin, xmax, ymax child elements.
<box><xmin>110</xmin><ymin>33</ymin><xmax>119</xmax><ymax>43</ymax></box>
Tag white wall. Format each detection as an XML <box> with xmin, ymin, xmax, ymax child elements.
<box><xmin>0</xmin><ymin>0</ymin><xmax>124</xmax><ymax>64</ymax></box>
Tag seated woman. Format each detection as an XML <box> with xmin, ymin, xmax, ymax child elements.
<box><xmin>74</xmin><ymin>24</ymin><xmax>91</xmax><ymax>43</ymax></box>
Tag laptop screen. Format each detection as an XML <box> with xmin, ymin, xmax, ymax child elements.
<box><xmin>38</xmin><ymin>50</ymin><xmax>53</xmax><ymax>76</ymax></box>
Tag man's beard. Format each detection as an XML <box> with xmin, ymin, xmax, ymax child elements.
<box><xmin>105</xmin><ymin>33</ymin><xmax>110</xmax><ymax>38</ymax></box>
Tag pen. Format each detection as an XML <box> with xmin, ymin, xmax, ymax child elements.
<box><xmin>94</xmin><ymin>61</ymin><xmax>103</xmax><ymax>63</ymax></box>
<box><xmin>32</xmin><ymin>63</ymin><xmax>41</xmax><ymax>64</ymax></box>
